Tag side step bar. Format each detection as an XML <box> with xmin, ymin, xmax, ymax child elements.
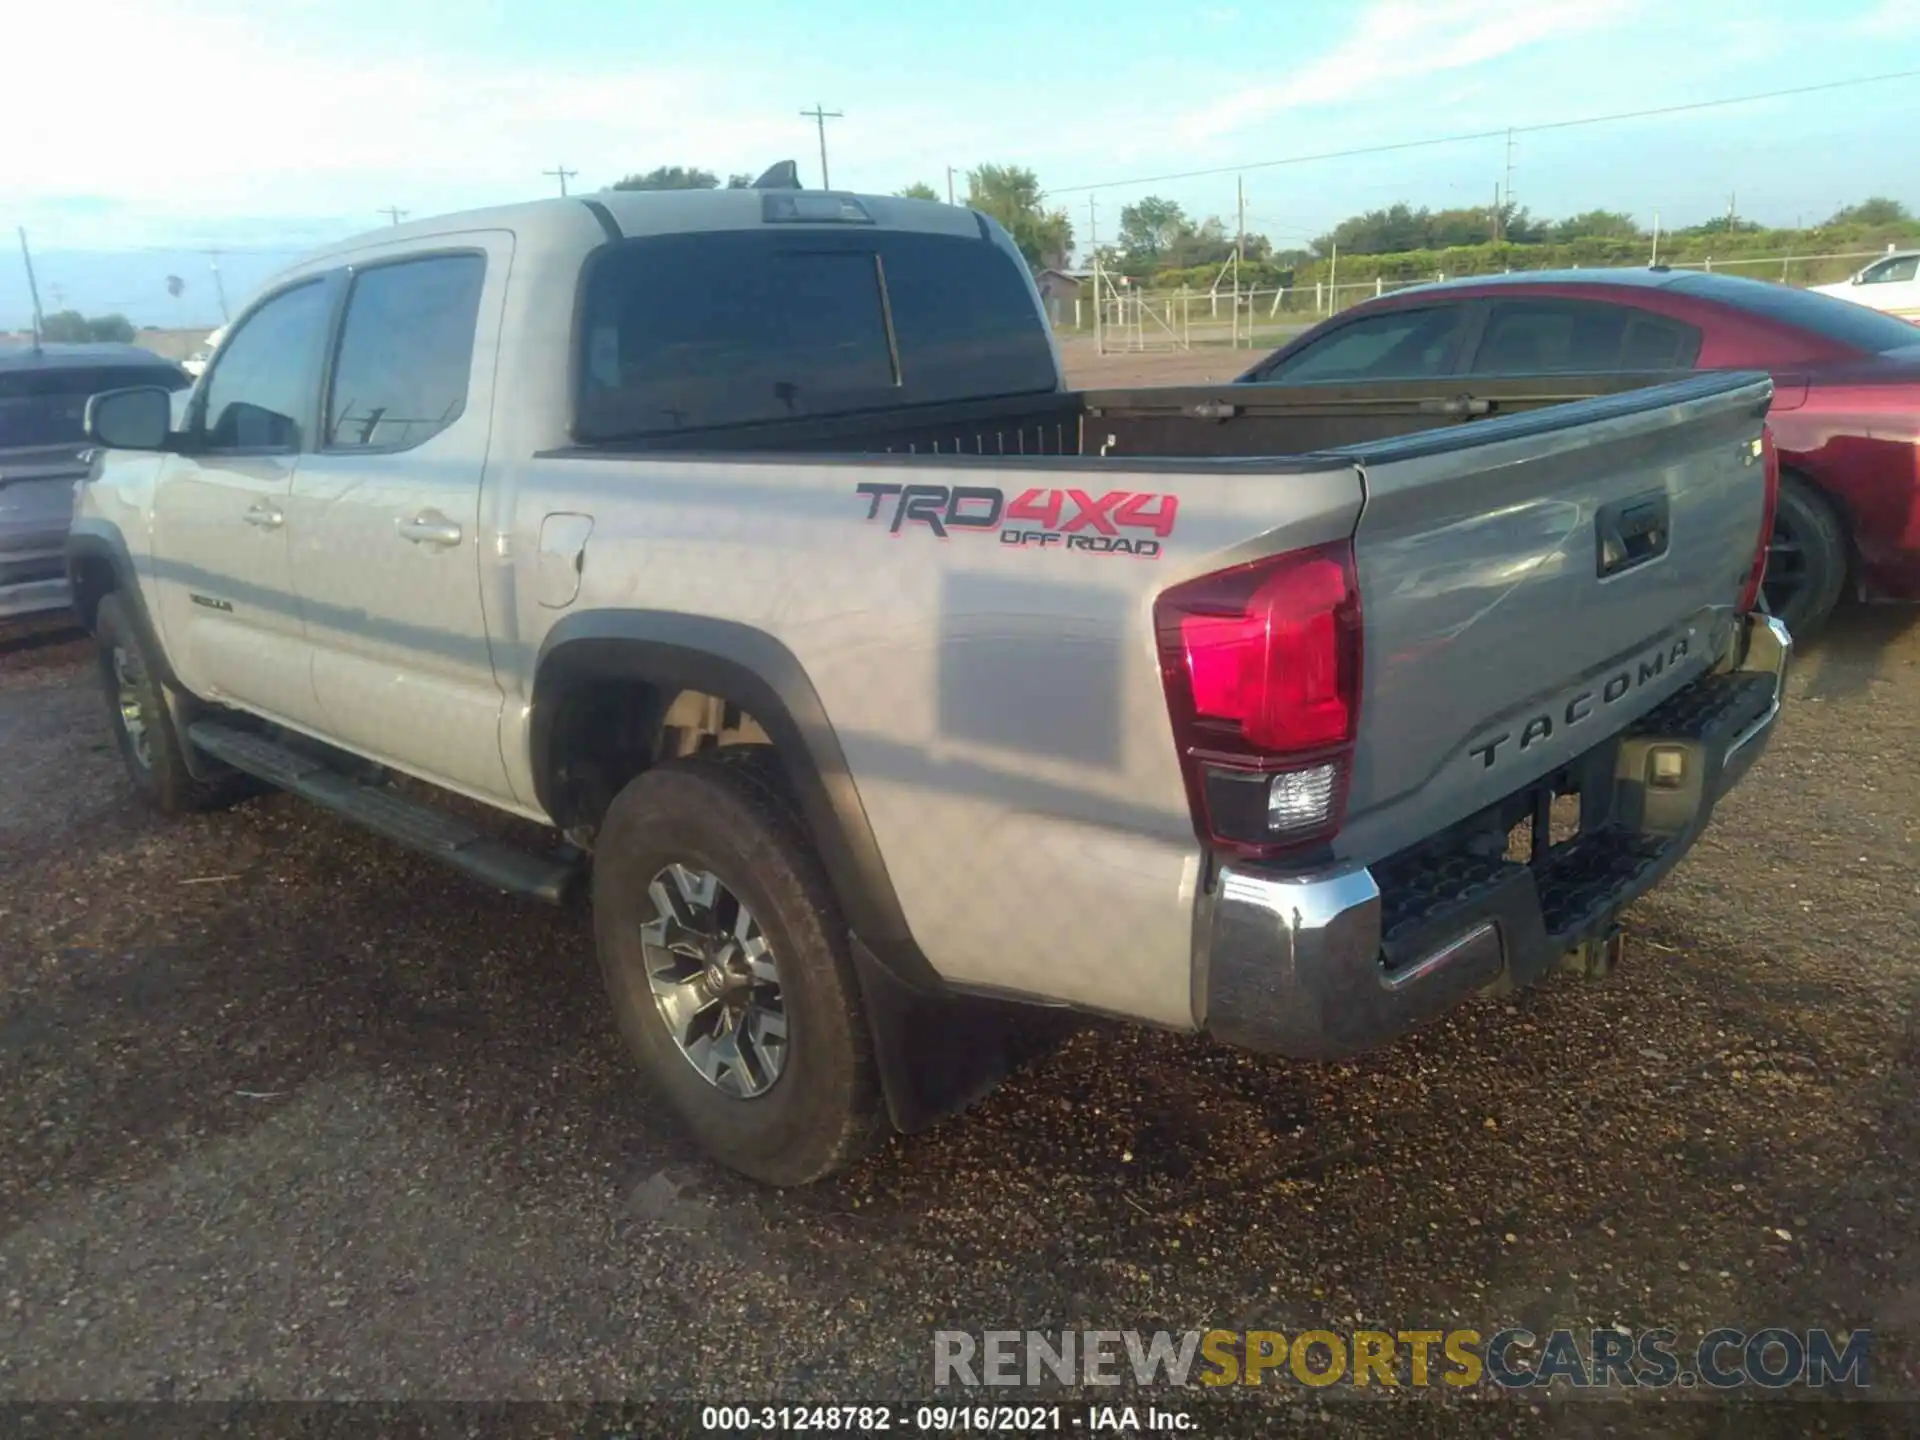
<box><xmin>188</xmin><ymin>720</ymin><xmax>584</xmax><ymax>905</ymax></box>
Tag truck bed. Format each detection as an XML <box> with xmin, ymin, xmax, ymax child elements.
<box><xmin>560</xmin><ymin>370</ymin><xmax>1694</xmax><ymax>461</ymax></box>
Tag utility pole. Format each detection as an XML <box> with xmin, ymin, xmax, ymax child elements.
<box><xmin>1650</xmin><ymin>210</ymin><xmax>1661</xmax><ymax>267</ymax></box>
<box><xmin>946</xmin><ymin>166</ymin><xmax>957</xmax><ymax>205</ymax></box>
<box><xmin>17</xmin><ymin>228</ymin><xmax>46</xmax><ymax>349</ymax></box>
<box><xmin>203</xmin><ymin>249</ymin><xmax>230</xmax><ymax>323</ymax></box>
<box><xmin>543</xmin><ymin>164</ymin><xmax>578</xmax><ymax>197</ymax></box>
<box><xmin>1727</xmin><ymin>191</ymin><xmax>1738</xmax><ymax>233</ymax></box>
<box><xmin>1090</xmin><ymin>196</ymin><xmax>1101</xmax><ymax>353</ymax></box>
<box><xmin>379</xmin><ymin>206</ymin><xmax>408</xmax><ymax>227</ymax></box>
<box><xmin>1502</xmin><ymin>127</ymin><xmax>1516</xmax><ymax>229</ymax></box>
<box><xmin>800</xmin><ymin>103</ymin><xmax>843</xmax><ymax>189</ymax></box>
<box><xmin>1234</xmin><ymin>177</ymin><xmax>1248</xmax><ymax>347</ymax></box>
<box><xmin>1492</xmin><ymin>182</ymin><xmax>1503</xmax><ymax>243</ymax></box>
<box><xmin>1235</xmin><ymin>176</ymin><xmax>1246</xmax><ymax>264</ymax></box>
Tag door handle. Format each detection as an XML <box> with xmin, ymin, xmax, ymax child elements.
<box><xmin>243</xmin><ymin>501</ymin><xmax>284</xmax><ymax>529</ymax></box>
<box><xmin>397</xmin><ymin>511</ymin><xmax>463</xmax><ymax>547</ymax></box>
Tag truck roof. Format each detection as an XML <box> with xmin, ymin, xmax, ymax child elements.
<box><xmin>273</xmin><ymin>188</ymin><xmax>991</xmax><ymax>286</ymax></box>
<box><xmin>0</xmin><ymin>341</ymin><xmax>181</xmax><ymax>373</ymax></box>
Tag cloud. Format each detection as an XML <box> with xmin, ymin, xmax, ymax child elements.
<box><xmin>1852</xmin><ymin>0</ymin><xmax>1918</xmax><ymax>36</ymax></box>
<box><xmin>1171</xmin><ymin>0</ymin><xmax>1646</xmax><ymax>144</ymax></box>
<box><xmin>0</xmin><ymin>0</ymin><xmax>850</xmax><ymax>242</ymax></box>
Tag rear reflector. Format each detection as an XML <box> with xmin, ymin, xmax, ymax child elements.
<box><xmin>1154</xmin><ymin>541</ymin><xmax>1362</xmax><ymax>859</ymax></box>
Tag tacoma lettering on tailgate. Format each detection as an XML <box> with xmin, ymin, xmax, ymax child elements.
<box><xmin>1467</xmin><ymin>634</ymin><xmax>1693</xmax><ymax>769</ymax></box>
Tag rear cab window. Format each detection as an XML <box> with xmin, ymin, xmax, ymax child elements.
<box><xmin>572</xmin><ymin>227</ymin><xmax>1058</xmax><ymax>441</ymax></box>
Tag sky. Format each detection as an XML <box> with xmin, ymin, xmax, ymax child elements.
<box><xmin>5</xmin><ymin>0</ymin><xmax>1918</xmax><ymax>327</ymax></box>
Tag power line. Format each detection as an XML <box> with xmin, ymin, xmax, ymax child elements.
<box><xmin>543</xmin><ymin>164</ymin><xmax>578</xmax><ymax>197</ymax></box>
<box><xmin>1042</xmin><ymin>69</ymin><xmax>1920</xmax><ymax>197</ymax></box>
<box><xmin>800</xmin><ymin>103</ymin><xmax>844</xmax><ymax>189</ymax></box>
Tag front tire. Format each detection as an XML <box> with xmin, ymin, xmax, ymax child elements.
<box><xmin>592</xmin><ymin>748</ymin><xmax>887</xmax><ymax>1186</ymax></box>
<box><xmin>93</xmin><ymin>592</ymin><xmax>248</xmax><ymax>814</ymax></box>
<box><xmin>1763</xmin><ymin>473</ymin><xmax>1848</xmax><ymax>639</ymax></box>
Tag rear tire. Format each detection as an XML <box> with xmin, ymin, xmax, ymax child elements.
<box><xmin>94</xmin><ymin>592</ymin><xmax>250</xmax><ymax>814</ymax></box>
<box><xmin>592</xmin><ymin>747</ymin><xmax>887</xmax><ymax>1186</ymax></box>
<box><xmin>1763</xmin><ymin>473</ymin><xmax>1848</xmax><ymax>639</ymax></box>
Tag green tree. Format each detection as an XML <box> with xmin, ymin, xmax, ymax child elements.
<box><xmin>965</xmin><ymin>164</ymin><xmax>1073</xmax><ymax>270</ymax></box>
<box><xmin>1681</xmin><ymin>214</ymin><xmax>1762</xmax><ymax>237</ymax></box>
<box><xmin>1427</xmin><ymin>206</ymin><xmax>1498</xmax><ymax>248</ymax></box>
<box><xmin>726</xmin><ymin>174</ymin><xmax>754</xmax><ymax>189</ymax></box>
<box><xmin>1117</xmin><ymin>196</ymin><xmax>1189</xmax><ymax>268</ymax></box>
<box><xmin>40</xmin><ymin>310</ymin><xmax>135</xmax><ymax>344</ymax></box>
<box><xmin>1550</xmin><ymin>209</ymin><xmax>1643</xmax><ymax>242</ymax></box>
<box><xmin>611</xmin><ymin>166</ymin><xmax>720</xmax><ymax>191</ymax></box>
<box><xmin>1824</xmin><ymin>197</ymin><xmax>1911</xmax><ymax>227</ymax></box>
<box><xmin>895</xmin><ymin>181</ymin><xmax>941</xmax><ymax>201</ymax></box>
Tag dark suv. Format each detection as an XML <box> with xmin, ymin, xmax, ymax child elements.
<box><xmin>1</xmin><ymin>343</ymin><xmax>190</xmax><ymax>619</ymax></box>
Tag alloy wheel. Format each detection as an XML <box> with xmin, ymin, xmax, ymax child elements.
<box><xmin>112</xmin><ymin>646</ymin><xmax>154</xmax><ymax>771</ymax></box>
<box><xmin>640</xmin><ymin>863</ymin><xmax>788</xmax><ymax>1099</ymax></box>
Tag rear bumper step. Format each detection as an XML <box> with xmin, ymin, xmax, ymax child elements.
<box><xmin>1201</xmin><ymin>613</ymin><xmax>1790</xmax><ymax>1060</ymax></box>
<box><xmin>187</xmin><ymin>721</ymin><xmax>585</xmax><ymax>905</ymax></box>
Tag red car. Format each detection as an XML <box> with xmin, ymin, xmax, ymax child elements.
<box><xmin>1239</xmin><ymin>269</ymin><xmax>1920</xmax><ymax>635</ymax></box>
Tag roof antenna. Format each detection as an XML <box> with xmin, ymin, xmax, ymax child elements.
<box><xmin>751</xmin><ymin>160</ymin><xmax>803</xmax><ymax>191</ymax></box>
<box><xmin>18</xmin><ymin>226</ymin><xmax>46</xmax><ymax>353</ymax></box>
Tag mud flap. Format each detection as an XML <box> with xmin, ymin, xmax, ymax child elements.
<box><xmin>849</xmin><ymin>935</ymin><xmax>1079</xmax><ymax>1134</ymax></box>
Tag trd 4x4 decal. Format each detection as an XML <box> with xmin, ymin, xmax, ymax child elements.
<box><xmin>853</xmin><ymin>482</ymin><xmax>1177</xmax><ymax>557</ymax></box>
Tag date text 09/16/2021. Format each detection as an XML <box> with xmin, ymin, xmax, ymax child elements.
<box><xmin>697</xmin><ymin>1404</ymin><xmax>1195</xmax><ymax>1433</ymax></box>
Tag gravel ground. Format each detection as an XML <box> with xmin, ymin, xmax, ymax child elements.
<box><xmin>2</xmin><ymin>587</ymin><xmax>1916</xmax><ymax>1434</ymax></box>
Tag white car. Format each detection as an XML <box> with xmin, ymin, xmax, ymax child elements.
<box><xmin>1813</xmin><ymin>250</ymin><xmax>1920</xmax><ymax>320</ymax></box>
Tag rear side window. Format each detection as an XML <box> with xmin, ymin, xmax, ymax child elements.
<box><xmin>574</xmin><ymin>229</ymin><xmax>1056</xmax><ymax>440</ymax></box>
<box><xmin>1669</xmin><ymin>272</ymin><xmax>1920</xmax><ymax>355</ymax></box>
<box><xmin>1469</xmin><ymin>300</ymin><xmax>1700</xmax><ymax>374</ymax></box>
<box><xmin>1258</xmin><ymin>307</ymin><xmax>1466</xmax><ymax>384</ymax></box>
<box><xmin>326</xmin><ymin>254</ymin><xmax>486</xmax><ymax>450</ymax></box>
<box><xmin>0</xmin><ymin>364</ymin><xmax>188</xmax><ymax>449</ymax></box>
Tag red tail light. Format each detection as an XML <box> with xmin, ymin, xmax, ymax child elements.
<box><xmin>1739</xmin><ymin>425</ymin><xmax>1780</xmax><ymax>614</ymax></box>
<box><xmin>1153</xmin><ymin>540</ymin><xmax>1363</xmax><ymax>860</ymax></box>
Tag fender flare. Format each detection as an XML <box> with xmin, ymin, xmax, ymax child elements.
<box><xmin>529</xmin><ymin>610</ymin><xmax>936</xmax><ymax>988</ymax></box>
<box><xmin>66</xmin><ymin>523</ymin><xmax>227</xmax><ymax>783</ymax></box>
<box><xmin>530</xmin><ymin>610</ymin><xmax>1045</xmax><ymax>1132</ymax></box>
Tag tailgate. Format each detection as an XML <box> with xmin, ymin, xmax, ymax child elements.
<box><xmin>1334</xmin><ymin>370</ymin><xmax>1774</xmax><ymax>866</ymax></box>
<box><xmin>0</xmin><ymin>445</ymin><xmax>86</xmax><ymax>570</ymax></box>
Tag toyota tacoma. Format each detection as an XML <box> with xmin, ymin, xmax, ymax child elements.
<box><xmin>69</xmin><ymin>172</ymin><xmax>1790</xmax><ymax>1184</ymax></box>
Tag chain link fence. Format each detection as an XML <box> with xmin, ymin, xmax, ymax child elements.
<box><xmin>1063</xmin><ymin>250</ymin><xmax>1892</xmax><ymax>354</ymax></box>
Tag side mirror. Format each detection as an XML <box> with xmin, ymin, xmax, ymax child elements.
<box><xmin>85</xmin><ymin>386</ymin><xmax>175</xmax><ymax>451</ymax></box>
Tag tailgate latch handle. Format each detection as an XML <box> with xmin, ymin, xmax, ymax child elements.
<box><xmin>1183</xmin><ymin>401</ymin><xmax>1240</xmax><ymax>421</ymax></box>
<box><xmin>1595</xmin><ymin>490</ymin><xmax>1671</xmax><ymax>578</ymax></box>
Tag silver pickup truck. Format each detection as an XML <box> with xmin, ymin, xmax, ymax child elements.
<box><xmin>70</xmin><ymin>178</ymin><xmax>1790</xmax><ymax>1184</ymax></box>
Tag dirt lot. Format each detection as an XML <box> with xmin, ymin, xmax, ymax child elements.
<box><xmin>1058</xmin><ymin>336</ymin><xmax>1290</xmax><ymax>388</ymax></box>
<box><xmin>2</xmin><ymin>375</ymin><xmax>1917</xmax><ymax>1430</ymax></box>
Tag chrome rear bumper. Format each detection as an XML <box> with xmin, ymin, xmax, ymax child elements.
<box><xmin>1200</xmin><ymin>614</ymin><xmax>1791</xmax><ymax>1060</ymax></box>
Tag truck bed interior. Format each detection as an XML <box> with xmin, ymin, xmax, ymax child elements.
<box><xmin>570</xmin><ymin>371</ymin><xmax>1693</xmax><ymax>462</ymax></box>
